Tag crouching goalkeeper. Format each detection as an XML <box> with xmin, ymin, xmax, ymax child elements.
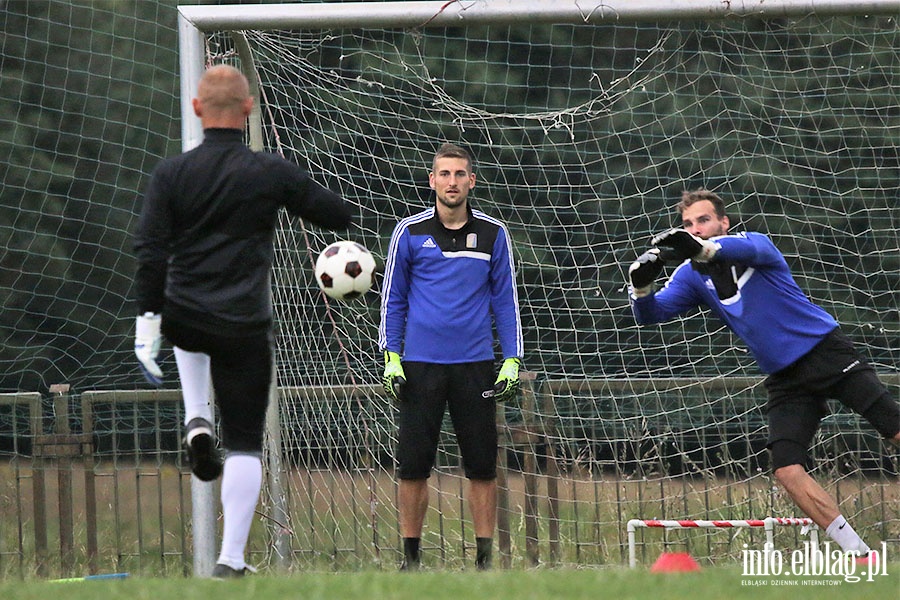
<box><xmin>627</xmin><ymin>188</ymin><xmax>899</xmax><ymax>564</ymax></box>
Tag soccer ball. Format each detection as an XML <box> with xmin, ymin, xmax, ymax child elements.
<box><xmin>314</xmin><ymin>240</ymin><xmax>376</xmax><ymax>300</ymax></box>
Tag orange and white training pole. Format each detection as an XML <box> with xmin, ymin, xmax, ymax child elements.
<box><xmin>627</xmin><ymin>517</ymin><xmax>818</xmax><ymax>568</ymax></box>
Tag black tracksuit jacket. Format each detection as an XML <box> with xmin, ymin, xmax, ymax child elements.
<box><xmin>134</xmin><ymin>128</ymin><xmax>352</xmax><ymax>336</ymax></box>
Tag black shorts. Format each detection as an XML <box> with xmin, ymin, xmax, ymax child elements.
<box><xmin>163</xmin><ymin>318</ymin><xmax>273</xmax><ymax>454</ymax></box>
<box><xmin>396</xmin><ymin>361</ymin><xmax>498</xmax><ymax>480</ymax></box>
<box><xmin>764</xmin><ymin>328</ymin><xmax>898</xmax><ymax>468</ymax></box>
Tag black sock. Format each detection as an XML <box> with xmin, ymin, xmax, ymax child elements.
<box><xmin>403</xmin><ymin>537</ymin><xmax>421</xmax><ymax>567</ymax></box>
<box><xmin>475</xmin><ymin>537</ymin><xmax>492</xmax><ymax>570</ymax></box>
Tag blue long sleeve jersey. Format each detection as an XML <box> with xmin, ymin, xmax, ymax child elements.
<box><xmin>379</xmin><ymin>207</ymin><xmax>523</xmax><ymax>363</ymax></box>
<box><xmin>630</xmin><ymin>231</ymin><xmax>838</xmax><ymax>374</ymax></box>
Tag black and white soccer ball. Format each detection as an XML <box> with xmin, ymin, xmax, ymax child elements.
<box><xmin>314</xmin><ymin>240</ymin><xmax>376</xmax><ymax>301</ymax></box>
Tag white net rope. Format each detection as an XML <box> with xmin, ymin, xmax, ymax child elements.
<box><xmin>204</xmin><ymin>16</ymin><xmax>899</xmax><ymax>568</ymax></box>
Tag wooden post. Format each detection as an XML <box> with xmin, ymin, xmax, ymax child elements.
<box><xmin>30</xmin><ymin>394</ymin><xmax>47</xmax><ymax>577</ymax></box>
<box><xmin>496</xmin><ymin>399</ymin><xmax>511</xmax><ymax>568</ymax></box>
<box><xmin>519</xmin><ymin>372</ymin><xmax>539</xmax><ymax>566</ymax></box>
<box><xmin>80</xmin><ymin>392</ymin><xmax>98</xmax><ymax>573</ymax></box>
<box><xmin>542</xmin><ymin>383</ymin><xmax>560</xmax><ymax>565</ymax></box>
<box><xmin>50</xmin><ymin>384</ymin><xmax>75</xmax><ymax>573</ymax></box>
<box><xmin>32</xmin><ymin>384</ymin><xmax>94</xmax><ymax>577</ymax></box>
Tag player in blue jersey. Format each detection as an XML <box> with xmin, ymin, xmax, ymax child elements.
<box><xmin>627</xmin><ymin>188</ymin><xmax>899</xmax><ymax>564</ymax></box>
<box><xmin>379</xmin><ymin>143</ymin><xmax>524</xmax><ymax>570</ymax></box>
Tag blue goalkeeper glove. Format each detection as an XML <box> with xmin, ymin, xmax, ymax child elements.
<box><xmin>382</xmin><ymin>351</ymin><xmax>406</xmax><ymax>401</ymax></box>
<box><xmin>492</xmin><ymin>357</ymin><xmax>521</xmax><ymax>403</ymax></box>
<box><xmin>651</xmin><ymin>228</ymin><xmax>718</xmax><ymax>263</ymax></box>
<box><xmin>135</xmin><ymin>312</ymin><xmax>163</xmax><ymax>386</ymax></box>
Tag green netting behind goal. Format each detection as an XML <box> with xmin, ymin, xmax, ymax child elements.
<box><xmin>203</xmin><ymin>11</ymin><xmax>898</xmax><ymax>567</ymax></box>
<box><xmin>1</xmin><ymin>1</ymin><xmax>898</xmax><ymax>572</ymax></box>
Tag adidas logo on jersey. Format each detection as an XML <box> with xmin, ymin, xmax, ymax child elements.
<box><xmin>422</xmin><ymin>238</ymin><xmax>436</xmax><ymax>248</ymax></box>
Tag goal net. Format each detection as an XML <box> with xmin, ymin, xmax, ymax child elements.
<box><xmin>181</xmin><ymin>1</ymin><xmax>900</xmax><ymax>569</ymax></box>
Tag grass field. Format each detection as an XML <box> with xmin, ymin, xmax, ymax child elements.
<box><xmin>1</xmin><ymin>566</ymin><xmax>897</xmax><ymax>600</ymax></box>
<box><xmin>2</xmin><ymin>461</ymin><xmax>898</xmax><ymax>577</ymax></box>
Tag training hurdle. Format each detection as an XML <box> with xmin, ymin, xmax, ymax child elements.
<box><xmin>626</xmin><ymin>517</ymin><xmax>819</xmax><ymax>568</ymax></box>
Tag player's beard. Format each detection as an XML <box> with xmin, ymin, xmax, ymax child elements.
<box><xmin>697</xmin><ymin>221</ymin><xmax>728</xmax><ymax>240</ymax></box>
<box><xmin>437</xmin><ymin>191</ymin><xmax>466</xmax><ymax>210</ymax></box>
<box><xmin>708</xmin><ymin>222</ymin><xmax>728</xmax><ymax>238</ymax></box>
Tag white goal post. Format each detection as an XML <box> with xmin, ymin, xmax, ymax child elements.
<box><xmin>176</xmin><ymin>0</ymin><xmax>900</xmax><ymax>575</ymax></box>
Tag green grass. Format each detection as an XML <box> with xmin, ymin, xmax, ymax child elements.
<box><xmin>1</xmin><ymin>567</ymin><xmax>897</xmax><ymax>600</ymax></box>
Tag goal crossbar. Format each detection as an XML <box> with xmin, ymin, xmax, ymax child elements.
<box><xmin>178</xmin><ymin>0</ymin><xmax>900</xmax><ymax>32</ymax></box>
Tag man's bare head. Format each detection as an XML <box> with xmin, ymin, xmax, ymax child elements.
<box><xmin>192</xmin><ymin>64</ymin><xmax>252</xmax><ymax>127</ymax></box>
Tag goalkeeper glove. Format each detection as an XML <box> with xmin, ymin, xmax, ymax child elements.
<box><xmin>382</xmin><ymin>351</ymin><xmax>406</xmax><ymax>401</ymax></box>
<box><xmin>628</xmin><ymin>248</ymin><xmax>666</xmax><ymax>298</ymax></box>
<box><xmin>492</xmin><ymin>357</ymin><xmax>521</xmax><ymax>403</ymax></box>
<box><xmin>135</xmin><ymin>312</ymin><xmax>163</xmax><ymax>386</ymax></box>
<box><xmin>651</xmin><ymin>228</ymin><xmax>718</xmax><ymax>263</ymax></box>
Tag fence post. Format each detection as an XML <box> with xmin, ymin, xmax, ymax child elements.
<box><xmin>80</xmin><ymin>391</ymin><xmax>98</xmax><ymax>573</ymax></box>
<box><xmin>29</xmin><ymin>394</ymin><xmax>48</xmax><ymax>576</ymax></box>
<box><xmin>33</xmin><ymin>383</ymin><xmax>97</xmax><ymax>575</ymax></box>
<box><xmin>496</xmin><ymin>398</ymin><xmax>511</xmax><ymax>568</ymax></box>
<box><xmin>30</xmin><ymin>385</ymin><xmax>98</xmax><ymax>576</ymax></box>
<box><xmin>541</xmin><ymin>386</ymin><xmax>560</xmax><ymax>565</ymax></box>
<box><xmin>519</xmin><ymin>371</ymin><xmax>539</xmax><ymax>566</ymax></box>
<box><xmin>51</xmin><ymin>384</ymin><xmax>74</xmax><ymax>573</ymax></box>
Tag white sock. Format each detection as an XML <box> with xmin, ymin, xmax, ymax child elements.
<box><xmin>217</xmin><ymin>454</ymin><xmax>262</xmax><ymax>569</ymax></box>
<box><xmin>825</xmin><ymin>515</ymin><xmax>870</xmax><ymax>555</ymax></box>
<box><xmin>174</xmin><ymin>347</ymin><xmax>213</xmax><ymax>425</ymax></box>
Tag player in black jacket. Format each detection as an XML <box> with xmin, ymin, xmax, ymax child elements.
<box><xmin>133</xmin><ymin>64</ymin><xmax>352</xmax><ymax>578</ymax></box>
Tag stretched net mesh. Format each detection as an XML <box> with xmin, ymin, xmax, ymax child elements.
<box><xmin>200</xmin><ymin>13</ymin><xmax>900</xmax><ymax>568</ymax></box>
<box><xmin>9</xmin><ymin>0</ymin><xmax>899</xmax><ymax>576</ymax></box>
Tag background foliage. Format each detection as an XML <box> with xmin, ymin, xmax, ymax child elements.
<box><xmin>1</xmin><ymin>1</ymin><xmax>898</xmax><ymax>395</ymax></box>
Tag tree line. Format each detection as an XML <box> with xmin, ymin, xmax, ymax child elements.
<box><xmin>1</xmin><ymin>1</ymin><xmax>897</xmax><ymax>395</ymax></box>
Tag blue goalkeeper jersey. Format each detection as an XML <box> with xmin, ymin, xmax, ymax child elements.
<box><xmin>379</xmin><ymin>206</ymin><xmax>523</xmax><ymax>363</ymax></box>
<box><xmin>630</xmin><ymin>231</ymin><xmax>838</xmax><ymax>374</ymax></box>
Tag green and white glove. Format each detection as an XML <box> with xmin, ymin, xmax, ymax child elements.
<box><xmin>492</xmin><ymin>357</ymin><xmax>521</xmax><ymax>403</ymax></box>
<box><xmin>382</xmin><ymin>351</ymin><xmax>406</xmax><ymax>401</ymax></box>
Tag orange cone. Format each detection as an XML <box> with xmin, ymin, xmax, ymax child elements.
<box><xmin>650</xmin><ymin>552</ymin><xmax>701</xmax><ymax>573</ymax></box>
